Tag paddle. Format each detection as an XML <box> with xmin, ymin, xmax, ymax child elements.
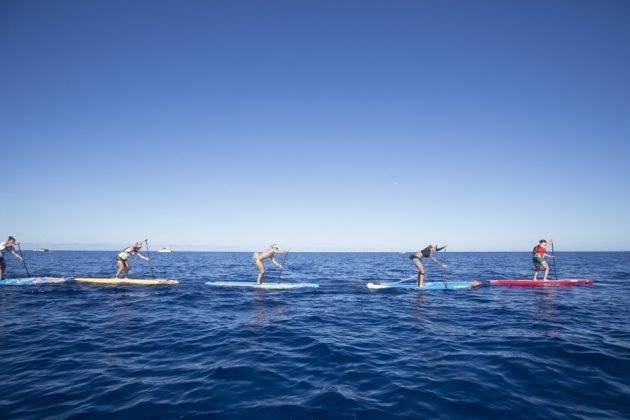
<box><xmin>277</xmin><ymin>251</ymin><xmax>289</xmax><ymax>282</ymax></box>
<box><xmin>551</xmin><ymin>240</ymin><xmax>558</xmax><ymax>280</ymax></box>
<box><xmin>442</xmin><ymin>246</ymin><xmax>448</xmax><ymax>289</ymax></box>
<box><xmin>144</xmin><ymin>239</ymin><xmax>156</xmax><ymax>279</ymax></box>
<box><xmin>16</xmin><ymin>243</ymin><xmax>31</xmax><ymax>277</ymax></box>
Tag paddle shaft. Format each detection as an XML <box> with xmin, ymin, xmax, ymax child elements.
<box><xmin>144</xmin><ymin>239</ymin><xmax>156</xmax><ymax>279</ymax></box>
<box><xmin>441</xmin><ymin>247</ymin><xmax>448</xmax><ymax>288</ymax></box>
<box><xmin>277</xmin><ymin>251</ymin><xmax>289</xmax><ymax>281</ymax></box>
<box><xmin>443</xmin><ymin>247</ymin><xmax>448</xmax><ymax>281</ymax></box>
<box><xmin>16</xmin><ymin>244</ymin><xmax>30</xmax><ymax>277</ymax></box>
<box><xmin>551</xmin><ymin>242</ymin><xmax>558</xmax><ymax>280</ymax></box>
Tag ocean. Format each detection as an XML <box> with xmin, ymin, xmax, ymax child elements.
<box><xmin>0</xmin><ymin>251</ymin><xmax>628</xmax><ymax>418</ymax></box>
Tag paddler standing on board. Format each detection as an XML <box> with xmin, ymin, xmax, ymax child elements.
<box><xmin>533</xmin><ymin>239</ymin><xmax>554</xmax><ymax>281</ymax></box>
<box><xmin>409</xmin><ymin>244</ymin><xmax>447</xmax><ymax>287</ymax></box>
<box><xmin>116</xmin><ymin>241</ymin><xmax>150</xmax><ymax>279</ymax></box>
<box><xmin>0</xmin><ymin>236</ymin><xmax>24</xmax><ymax>280</ymax></box>
<box><xmin>253</xmin><ymin>244</ymin><xmax>288</xmax><ymax>285</ymax></box>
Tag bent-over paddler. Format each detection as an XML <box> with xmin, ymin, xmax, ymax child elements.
<box><xmin>409</xmin><ymin>244</ymin><xmax>447</xmax><ymax>287</ymax></box>
<box><xmin>116</xmin><ymin>241</ymin><xmax>150</xmax><ymax>279</ymax></box>
<box><xmin>253</xmin><ymin>244</ymin><xmax>288</xmax><ymax>285</ymax></box>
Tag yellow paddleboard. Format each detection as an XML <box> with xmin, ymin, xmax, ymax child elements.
<box><xmin>74</xmin><ymin>278</ymin><xmax>179</xmax><ymax>285</ymax></box>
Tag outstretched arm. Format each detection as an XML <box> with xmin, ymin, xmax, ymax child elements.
<box><xmin>271</xmin><ymin>256</ymin><xmax>284</xmax><ymax>269</ymax></box>
<box><xmin>136</xmin><ymin>252</ymin><xmax>150</xmax><ymax>261</ymax></box>
<box><xmin>12</xmin><ymin>250</ymin><xmax>23</xmax><ymax>261</ymax></box>
<box><xmin>430</xmin><ymin>256</ymin><xmax>447</xmax><ymax>268</ymax></box>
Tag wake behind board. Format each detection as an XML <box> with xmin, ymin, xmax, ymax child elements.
<box><xmin>0</xmin><ymin>277</ymin><xmax>67</xmax><ymax>286</ymax></box>
<box><xmin>206</xmin><ymin>281</ymin><xmax>319</xmax><ymax>289</ymax></box>
<box><xmin>75</xmin><ymin>278</ymin><xmax>179</xmax><ymax>285</ymax></box>
<box><xmin>367</xmin><ymin>281</ymin><xmax>480</xmax><ymax>290</ymax></box>
<box><xmin>488</xmin><ymin>279</ymin><xmax>594</xmax><ymax>286</ymax></box>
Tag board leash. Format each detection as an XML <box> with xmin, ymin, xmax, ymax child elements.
<box><xmin>144</xmin><ymin>239</ymin><xmax>156</xmax><ymax>279</ymax></box>
<box><xmin>551</xmin><ymin>241</ymin><xmax>558</xmax><ymax>281</ymax></box>
<box><xmin>16</xmin><ymin>243</ymin><xmax>30</xmax><ymax>277</ymax></box>
<box><xmin>390</xmin><ymin>275</ymin><xmax>417</xmax><ymax>285</ymax></box>
<box><xmin>390</xmin><ymin>253</ymin><xmax>418</xmax><ymax>284</ymax></box>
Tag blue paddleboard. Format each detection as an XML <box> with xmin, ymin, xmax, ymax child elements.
<box><xmin>0</xmin><ymin>277</ymin><xmax>67</xmax><ymax>285</ymax></box>
<box><xmin>206</xmin><ymin>281</ymin><xmax>319</xmax><ymax>289</ymax></box>
<box><xmin>367</xmin><ymin>281</ymin><xmax>480</xmax><ymax>290</ymax></box>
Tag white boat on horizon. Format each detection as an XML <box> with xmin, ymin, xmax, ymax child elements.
<box><xmin>157</xmin><ymin>248</ymin><xmax>173</xmax><ymax>253</ymax></box>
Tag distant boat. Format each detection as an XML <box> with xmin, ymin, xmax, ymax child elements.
<box><xmin>157</xmin><ymin>248</ymin><xmax>172</xmax><ymax>253</ymax></box>
<box><xmin>32</xmin><ymin>248</ymin><xmax>50</xmax><ymax>252</ymax></box>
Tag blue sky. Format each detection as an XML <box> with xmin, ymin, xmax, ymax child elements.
<box><xmin>2</xmin><ymin>0</ymin><xmax>629</xmax><ymax>251</ymax></box>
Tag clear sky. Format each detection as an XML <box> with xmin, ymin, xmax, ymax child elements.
<box><xmin>2</xmin><ymin>0</ymin><xmax>629</xmax><ymax>251</ymax></box>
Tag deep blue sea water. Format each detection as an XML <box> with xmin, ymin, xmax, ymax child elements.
<box><xmin>1</xmin><ymin>251</ymin><xmax>629</xmax><ymax>419</ymax></box>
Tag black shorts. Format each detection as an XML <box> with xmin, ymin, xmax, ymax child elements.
<box><xmin>116</xmin><ymin>257</ymin><xmax>129</xmax><ymax>265</ymax></box>
<box><xmin>0</xmin><ymin>257</ymin><xmax>5</xmax><ymax>270</ymax></box>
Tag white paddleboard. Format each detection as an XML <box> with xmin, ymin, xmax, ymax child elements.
<box><xmin>0</xmin><ymin>277</ymin><xmax>67</xmax><ymax>285</ymax></box>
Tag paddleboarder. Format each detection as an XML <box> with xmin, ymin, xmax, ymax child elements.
<box><xmin>116</xmin><ymin>242</ymin><xmax>150</xmax><ymax>279</ymax></box>
<box><xmin>0</xmin><ymin>236</ymin><xmax>24</xmax><ymax>280</ymax></box>
<box><xmin>533</xmin><ymin>239</ymin><xmax>554</xmax><ymax>281</ymax></box>
<box><xmin>253</xmin><ymin>244</ymin><xmax>288</xmax><ymax>284</ymax></box>
<box><xmin>409</xmin><ymin>244</ymin><xmax>447</xmax><ymax>287</ymax></box>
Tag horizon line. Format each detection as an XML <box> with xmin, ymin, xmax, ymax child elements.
<box><xmin>21</xmin><ymin>249</ymin><xmax>630</xmax><ymax>253</ymax></box>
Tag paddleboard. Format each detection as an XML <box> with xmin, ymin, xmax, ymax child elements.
<box><xmin>206</xmin><ymin>281</ymin><xmax>319</xmax><ymax>289</ymax></box>
<box><xmin>0</xmin><ymin>277</ymin><xmax>67</xmax><ymax>285</ymax></box>
<box><xmin>367</xmin><ymin>281</ymin><xmax>480</xmax><ymax>290</ymax></box>
<box><xmin>488</xmin><ymin>279</ymin><xmax>594</xmax><ymax>286</ymax></box>
<box><xmin>74</xmin><ymin>278</ymin><xmax>178</xmax><ymax>285</ymax></box>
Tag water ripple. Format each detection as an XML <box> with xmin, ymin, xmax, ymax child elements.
<box><xmin>0</xmin><ymin>251</ymin><xmax>628</xmax><ymax>418</ymax></box>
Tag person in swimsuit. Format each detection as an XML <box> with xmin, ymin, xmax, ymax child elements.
<box><xmin>0</xmin><ymin>236</ymin><xmax>24</xmax><ymax>280</ymax></box>
<box><xmin>253</xmin><ymin>244</ymin><xmax>288</xmax><ymax>285</ymax></box>
<box><xmin>116</xmin><ymin>242</ymin><xmax>150</xmax><ymax>279</ymax></box>
<box><xmin>409</xmin><ymin>244</ymin><xmax>447</xmax><ymax>286</ymax></box>
<box><xmin>532</xmin><ymin>239</ymin><xmax>554</xmax><ymax>281</ymax></box>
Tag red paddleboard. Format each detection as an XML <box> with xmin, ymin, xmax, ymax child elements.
<box><xmin>488</xmin><ymin>279</ymin><xmax>594</xmax><ymax>286</ymax></box>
